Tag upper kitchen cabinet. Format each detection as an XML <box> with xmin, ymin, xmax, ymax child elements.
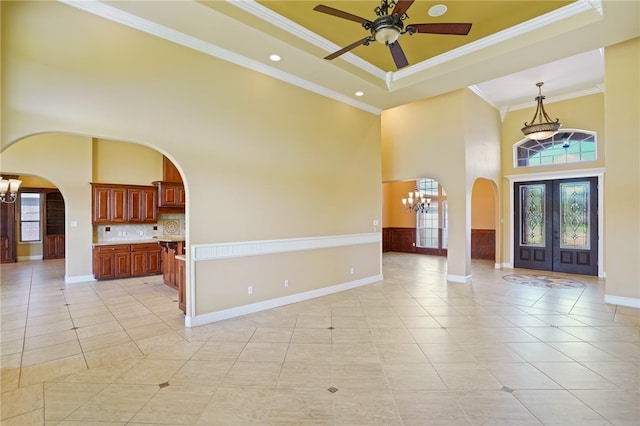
<box><xmin>154</xmin><ymin>156</ymin><xmax>185</xmax><ymax>212</ymax></box>
<box><xmin>128</xmin><ymin>186</ymin><xmax>158</xmax><ymax>223</ymax></box>
<box><xmin>163</xmin><ymin>156</ymin><xmax>183</xmax><ymax>183</ymax></box>
<box><xmin>92</xmin><ymin>183</ymin><xmax>157</xmax><ymax>224</ymax></box>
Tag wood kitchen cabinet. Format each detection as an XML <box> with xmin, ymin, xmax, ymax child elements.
<box><xmin>93</xmin><ymin>244</ymin><xmax>131</xmax><ymax>280</ymax></box>
<box><xmin>159</xmin><ymin>240</ymin><xmax>184</xmax><ymax>290</ymax></box>
<box><xmin>153</xmin><ymin>181</ymin><xmax>185</xmax><ymax>209</ymax></box>
<box><xmin>127</xmin><ymin>187</ymin><xmax>158</xmax><ymax>223</ymax></box>
<box><xmin>93</xmin><ymin>242</ymin><xmax>162</xmax><ymax>280</ymax></box>
<box><xmin>44</xmin><ymin>190</ymin><xmax>65</xmax><ymax>259</ymax></box>
<box><xmin>92</xmin><ymin>183</ymin><xmax>157</xmax><ymax>224</ymax></box>
<box><xmin>131</xmin><ymin>243</ymin><xmax>162</xmax><ymax>276</ymax></box>
<box><xmin>0</xmin><ymin>201</ymin><xmax>16</xmax><ymax>263</ymax></box>
<box><xmin>175</xmin><ymin>256</ymin><xmax>186</xmax><ymax>313</ymax></box>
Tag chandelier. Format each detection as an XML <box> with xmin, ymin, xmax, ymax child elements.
<box><xmin>402</xmin><ymin>187</ymin><xmax>431</xmax><ymax>213</ymax></box>
<box><xmin>0</xmin><ymin>177</ymin><xmax>22</xmax><ymax>203</ymax></box>
<box><xmin>521</xmin><ymin>82</ymin><xmax>562</xmax><ymax>140</ymax></box>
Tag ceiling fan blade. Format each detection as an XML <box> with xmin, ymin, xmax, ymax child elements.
<box><xmin>409</xmin><ymin>23</ymin><xmax>472</xmax><ymax>35</ymax></box>
<box><xmin>313</xmin><ymin>5</ymin><xmax>372</xmax><ymax>26</ymax></box>
<box><xmin>392</xmin><ymin>0</ymin><xmax>415</xmax><ymax>17</ymax></box>
<box><xmin>389</xmin><ymin>41</ymin><xmax>409</xmax><ymax>69</ymax></box>
<box><xmin>325</xmin><ymin>37</ymin><xmax>371</xmax><ymax>60</ymax></box>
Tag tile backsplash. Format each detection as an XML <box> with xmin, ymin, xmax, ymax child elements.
<box><xmin>94</xmin><ymin>213</ymin><xmax>185</xmax><ymax>242</ymax></box>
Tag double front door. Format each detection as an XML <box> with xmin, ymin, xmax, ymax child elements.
<box><xmin>514</xmin><ymin>177</ymin><xmax>598</xmax><ymax>276</ymax></box>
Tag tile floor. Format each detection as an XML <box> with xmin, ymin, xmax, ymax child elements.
<box><xmin>1</xmin><ymin>253</ymin><xmax>639</xmax><ymax>425</ymax></box>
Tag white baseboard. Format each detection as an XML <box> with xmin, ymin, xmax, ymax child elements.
<box><xmin>604</xmin><ymin>294</ymin><xmax>640</xmax><ymax>309</ymax></box>
<box><xmin>185</xmin><ymin>274</ymin><xmax>383</xmax><ymax>327</ymax></box>
<box><xmin>447</xmin><ymin>274</ymin><xmax>471</xmax><ymax>284</ymax></box>
<box><xmin>65</xmin><ymin>274</ymin><xmax>97</xmax><ymax>284</ymax></box>
<box><xmin>494</xmin><ymin>263</ymin><xmax>501</xmax><ymax>269</ymax></box>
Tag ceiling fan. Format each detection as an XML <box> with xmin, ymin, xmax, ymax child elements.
<box><xmin>313</xmin><ymin>0</ymin><xmax>472</xmax><ymax>69</ymax></box>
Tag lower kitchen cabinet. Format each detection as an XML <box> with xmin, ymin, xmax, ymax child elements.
<box><xmin>131</xmin><ymin>243</ymin><xmax>162</xmax><ymax>276</ymax></box>
<box><xmin>93</xmin><ymin>244</ymin><xmax>131</xmax><ymax>280</ymax></box>
<box><xmin>175</xmin><ymin>256</ymin><xmax>186</xmax><ymax>313</ymax></box>
<box><xmin>93</xmin><ymin>242</ymin><xmax>162</xmax><ymax>280</ymax></box>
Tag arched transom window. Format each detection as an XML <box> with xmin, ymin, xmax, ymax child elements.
<box><xmin>514</xmin><ymin>130</ymin><xmax>597</xmax><ymax>167</ymax></box>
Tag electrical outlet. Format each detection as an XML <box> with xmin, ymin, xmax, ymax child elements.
<box><xmin>284</xmin><ymin>279</ymin><xmax>289</xmax><ymax>288</ymax></box>
<box><xmin>248</xmin><ymin>286</ymin><xmax>253</xmax><ymax>295</ymax></box>
<box><xmin>350</xmin><ymin>267</ymin><xmax>355</xmax><ymax>274</ymax></box>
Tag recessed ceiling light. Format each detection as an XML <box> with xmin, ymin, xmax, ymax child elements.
<box><xmin>428</xmin><ymin>4</ymin><xmax>447</xmax><ymax>17</ymax></box>
<box><xmin>269</xmin><ymin>54</ymin><xmax>281</xmax><ymax>62</ymax></box>
<box><xmin>355</xmin><ymin>91</ymin><xmax>364</xmax><ymax>97</ymax></box>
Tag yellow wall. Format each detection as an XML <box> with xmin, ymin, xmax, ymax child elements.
<box><xmin>472</xmin><ymin>179</ymin><xmax>496</xmax><ymax>230</ymax></box>
<box><xmin>604</xmin><ymin>37</ymin><xmax>640</xmax><ymax>301</ymax></box>
<box><xmin>92</xmin><ymin>139</ymin><xmax>163</xmax><ymax>184</ymax></box>
<box><xmin>1</xmin><ymin>1</ymin><xmax>382</xmax><ymax>318</ymax></box>
<box><xmin>382</xmin><ymin>180</ymin><xmax>419</xmax><ymax>228</ymax></box>
<box><xmin>381</xmin><ymin>89</ymin><xmax>501</xmax><ymax>280</ymax></box>
<box><xmin>0</xmin><ymin>134</ymin><xmax>93</xmax><ymax>277</ymax></box>
<box><xmin>500</xmin><ymin>93</ymin><xmax>605</xmax><ymax>267</ymax></box>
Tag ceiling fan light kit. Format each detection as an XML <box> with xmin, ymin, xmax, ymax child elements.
<box><xmin>313</xmin><ymin>0</ymin><xmax>472</xmax><ymax>69</ymax></box>
<box><xmin>521</xmin><ymin>82</ymin><xmax>562</xmax><ymax>140</ymax></box>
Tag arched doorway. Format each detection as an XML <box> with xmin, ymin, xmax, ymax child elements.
<box><xmin>471</xmin><ymin>178</ymin><xmax>498</xmax><ymax>264</ymax></box>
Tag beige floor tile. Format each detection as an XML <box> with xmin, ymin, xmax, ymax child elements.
<box><xmin>23</xmin><ymin>328</ymin><xmax>78</xmax><ymax>352</ymax></box>
<box><xmin>65</xmin><ymin>383</ymin><xmax>159</xmax><ymax>422</ymax></box>
<box><xmin>330</xmin><ymin>327</ymin><xmax>373</xmax><ymax>343</ymax></box>
<box><xmin>332</xmin><ymin>342</ymin><xmax>379</xmax><ymax>364</ymax></box>
<box><xmin>190</xmin><ymin>341</ymin><xmax>246</xmax><ymax>361</ymax></box>
<box><xmin>21</xmin><ymin>340</ymin><xmax>82</xmax><ymax>367</ymax></box>
<box><xmin>332</xmin><ymin>362</ymin><xmax>388</xmax><ymax>391</ymax></box>
<box><xmin>0</xmin><ymin>408</ymin><xmax>43</xmax><ymax>426</ymax></box>
<box><xmin>393</xmin><ymin>390</ymin><xmax>470</xmax><ymax>425</ymax></box>
<box><xmin>276</xmin><ymin>361</ymin><xmax>332</xmax><ymax>390</ymax></box>
<box><xmin>458</xmin><ymin>390</ymin><xmax>541</xmax><ymax>425</ymax></box>
<box><xmin>383</xmin><ymin>362</ymin><xmax>447</xmax><ymax>390</ymax></box>
<box><xmin>0</xmin><ymin>367</ymin><xmax>21</xmax><ymax>392</ymax></box>
<box><xmin>484</xmin><ymin>362</ymin><xmax>562</xmax><ymax>390</ymax></box>
<box><xmin>44</xmin><ymin>382</ymin><xmax>108</xmax><ymax>421</ymax></box>
<box><xmin>221</xmin><ymin>361</ymin><xmax>282</xmax><ymax>388</ymax></box>
<box><xmin>75</xmin><ymin>320</ymin><xmax>123</xmax><ymax>339</ymax></box>
<box><xmin>532</xmin><ymin>362</ymin><xmax>619</xmax><ymax>389</ymax></box>
<box><xmin>237</xmin><ymin>341</ymin><xmax>289</xmax><ymax>363</ymax></box>
<box><xmin>2</xmin><ymin>254</ymin><xmax>638</xmax><ymax>425</ymax></box>
<box><xmin>195</xmin><ymin>387</ymin><xmax>273</xmax><ymax>425</ymax></box>
<box><xmin>376</xmin><ymin>343</ymin><xmax>428</xmax><ymax>363</ymax></box>
<box><xmin>169</xmin><ymin>359</ymin><xmax>234</xmax><ymax>387</ymax></box>
<box><xmin>19</xmin><ymin>354</ymin><xmax>87</xmax><ymax>387</ymax></box>
<box><xmin>84</xmin><ymin>341</ymin><xmax>143</xmax><ymax>369</ymax></box>
<box><xmin>249</xmin><ymin>327</ymin><xmax>293</xmax><ymax>343</ymax></box>
<box><xmin>113</xmin><ymin>358</ymin><xmax>185</xmax><ymax>385</ymax></box>
<box><xmin>269</xmin><ymin>387</ymin><xmax>334</xmax><ymax>424</ymax></box>
<box><xmin>432</xmin><ymin>362</ymin><xmax>503</xmax><ymax>390</ymax></box>
<box><xmin>514</xmin><ymin>389</ymin><xmax>609</xmax><ymax>424</ymax></box>
<box><xmin>129</xmin><ymin>384</ymin><xmax>214</xmax><ymax>424</ymax></box>
<box><xmin>504</xmin><ymin>341</ymin><xmax>574</xmax><ymax>362</ymax></box>
<box><xmin>1</xmin><ymin>382</ymin><xmax>43</xmax><ymax>420</ymax></box>
<box><xmin>284</xmin><ymin>343</ymin><xmax>332</xmax><ymax>363</ymax></box>
<box><xmin>571</xmin><ymin>389</ymin><xmax>640</xmax><ymax>424</ymax></box>
<box><xmin>51</xmin><ymin>358</ymin><xmax>140</xmax><ymax>384</ymax></box>
<box><xmin>78</xmin><ymin>330</ymin><xmax>132</xmax><ymax>353</ymax></box>
<box><xmin>333</xmin><ymin>389</ymin><xmax>402</xmax><ymax>425</ymax></box>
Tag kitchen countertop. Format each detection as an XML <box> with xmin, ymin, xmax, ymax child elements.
<box><xmin>93</xmin><ymin>237</ymin><xmax>185</xmax><ymax>247</ymax></box>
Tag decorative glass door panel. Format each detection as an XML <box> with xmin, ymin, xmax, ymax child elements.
<box><xmin>515</xmin><ymin>178</ymin><xmax>598</xmax><ymax>276</ymax></box>
<box><xmin>559</xmin><ymin>182</ymin><xmax>590</xmax><ymax>250</ymax></box>
<box><xmin>520</xmin><ymin>184</ymin><xmax>546</xmax><ymax>247</ymax></box>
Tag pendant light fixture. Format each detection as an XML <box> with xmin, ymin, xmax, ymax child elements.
<box><xmin>521</xmin><ymin>82</ymin><xmax>562</xmax><ymax>140</ymax></box>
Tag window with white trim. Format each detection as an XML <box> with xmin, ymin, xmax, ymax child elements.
<box><xmin>514</xmin><ymin>130</ymin><xmax>597</xmax><ymax>167</ymax></box>
<box><xmin>20</xmin><ymin>193</ymin><xmax>42</xmax><ymax>242</ymax></box>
